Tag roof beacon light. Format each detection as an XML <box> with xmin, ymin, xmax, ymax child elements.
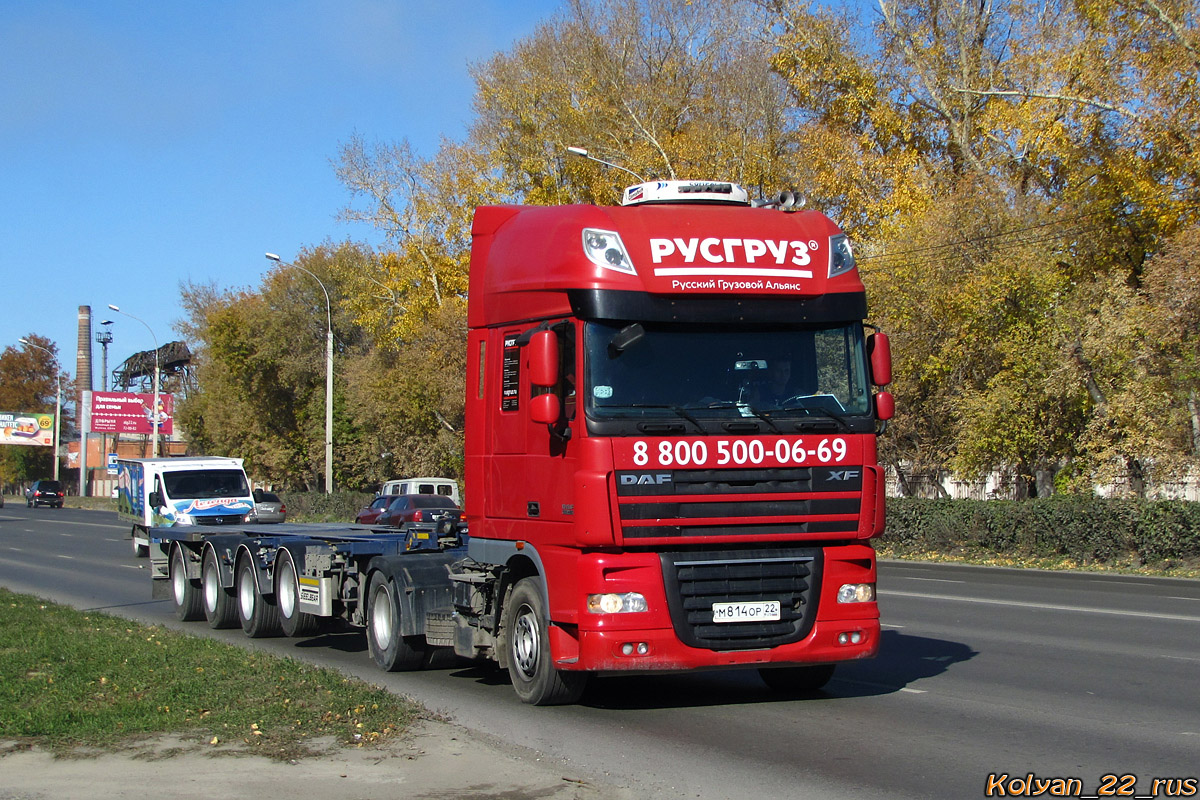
<box><xmin>622</xmin><ymin>180</ymin><xmax>751</xmax><ymax>206</ymax></box>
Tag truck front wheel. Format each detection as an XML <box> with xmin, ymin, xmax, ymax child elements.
<box><xmin>132</xmin><ymin>527</ymin><xmax>148</xmax><ymax>558</ymax></box>
<box><xmin>503</xmin><ymin>578</ymin><xmax>588</xmax><ymax>705</ymax></box>
<box><xmin>365</xmin><ymin>572</ymin><xmax>424</xmax><ymax>671</ymax></box>
<box><xmin>236</xmin><ymin>557</ymin><xmax>281</xmax><ymax>638</ymax></box>
<box><xmin>170</xmin><ymin>545</ymin><xmax>203</xmax><ymax>622</ymax></box>
<box><xmin>202</xmin><ymin>549</ymin><xmax>238</xmax><ymax>629</ymax></box>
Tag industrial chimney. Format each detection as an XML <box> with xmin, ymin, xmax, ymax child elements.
<box><xmin>77</xmin><ymin>305</ymin><xmax>93</xmax><ymax>416</ymax></box>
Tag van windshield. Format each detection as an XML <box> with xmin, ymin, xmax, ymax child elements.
<box><xmin>162</xmin><ymin>470</ymin><xmax>249</xmax><ymax>500</ymax></box>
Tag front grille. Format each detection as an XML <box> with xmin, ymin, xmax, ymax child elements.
<box><xmin>660</xmin><ymin>547</ymin><xmax>822</xmax><ymax>650</ymax></box>
<box><xmin>617</xmin><ymin>467</ymin><xmax>861</xmax><ymax>542</ymax></box>
<box><xmin>195</xmin><ymin>514</ymin><xmax>246</xmax><ymax>526</ymax></box>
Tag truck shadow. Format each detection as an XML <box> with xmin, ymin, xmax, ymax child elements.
<box><xmin>553</xmin><ymin>630</ymin><xmax>977</xmax><ymax>710</ymax></box>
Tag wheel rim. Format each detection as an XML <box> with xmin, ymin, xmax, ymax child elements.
<box><xmin>511</xmin><ymin>603</ymin><xmax>540</xmax><ymax>680</ymax></box>
<box><xmin>238</xmin><ymin>566</ymin><xmax>256</xmax><ymax>619</ymax></box>
<box><xmin>278</xmin><ymin>559</ymin><xmax>296</xmax><ymax>619</ymax></box>
<box><xmin>203</xmin><ymin>558</ymin><xmax>219</xmax><ymax>613</ymax></box>
<box><xmin>371</xmin><ymin>585</ymin><xmax>394</xmax><ymax>650</ymax></box>
<box><xmin>171</xmin><ymin>552</ymin><xmax>186</xmax><ymax>604</ymax></box>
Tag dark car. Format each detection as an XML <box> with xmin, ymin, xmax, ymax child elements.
<box><xmin>250</xmin><ymin>490</ymin><xmax>286</xmax><ymax>523</ymax></box>
<box><xmin>377</xmin><ymin>494</ymin><xmax>462</xmax><ymax>528</ymax></box>
<box><xmin>355</xmin><ymin>495</ymin><xmax>393</xmax><ymax>525</ymax></box>
<box><xmin>26</xmin><ymin>479</ymin><xmax>64</xmax><ymax>508</ymax></box>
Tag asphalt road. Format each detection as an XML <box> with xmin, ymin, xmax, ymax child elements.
<box><xmin>1</xmin><ymin>503</ymin><xmax>1197</xmax><ymax>799</ymax></box>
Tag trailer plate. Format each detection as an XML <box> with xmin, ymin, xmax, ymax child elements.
<box><xmin>711</xmin><ymin>600</ymin><xmax>780</xmax><ymax>623</ymax></box>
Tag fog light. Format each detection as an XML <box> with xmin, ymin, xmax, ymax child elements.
<box><xmin>636</xmin><ymin>642</ymin><xmax>649</xmax><ymax>655</ymax></box>
<box><xmin>837</xmin><ymin>583</ymin><xmax>875</xmax><ymax>603</ymax></box>
<box><xmin>838</xmin><ymin>632</ymin><xmax>849</xmax><ymax>644</ymax></box>
<box><xmin>850</xmin><ymin>631</ymin><xmax>863</xmax><ymax>644</ymax></box>
<box><xmin>621</xmin><ymin>643</ymin><xmax>634</xmax><ymax>655</ymax></box>
<box><xmin>587</xmin><ymin>592</ymin><xmax>648</xmax><ymax>614</ymax></box>
<box><xmin>838</xmin><ymin>630</ymin><xmax>865</xmax><ymax>645</ymax></box>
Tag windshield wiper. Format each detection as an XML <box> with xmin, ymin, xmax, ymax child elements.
<box><xmin>605</xmin><ymin>403</ymin><xmax>710</xmax><ymax>433</ymax></box>
<box><xmin>688</xmin><ymin>401</ymin><xmax>780</xmax><ymax>433</ymax></box>
<box><xmin>777</xmin><ymin>404</ymin><xmax>851</xmax><ymax>431</ymax></box>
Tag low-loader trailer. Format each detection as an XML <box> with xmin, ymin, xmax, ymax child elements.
<box><xmin>151</xmin><ymin>179</ymin><xmax>895</xmax><ymax>704</ymax></box>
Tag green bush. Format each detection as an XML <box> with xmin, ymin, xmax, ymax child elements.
<box><xmin>883</xmin><ymin>496</ymin><xmax>1200</xmax><ymax>568</ymax></box>
<box><xmin>279</xmin><ymin>491</ymin><xmax>373</xmax><ymax>523</ymax></box>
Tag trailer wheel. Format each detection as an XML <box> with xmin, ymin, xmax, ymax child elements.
<box><xmin>757</xmin><ymin>664</ymin><xmax>836</xmax><ymax>694</ymax></box>
<box><xmin>132</xmin><ymin>527</ymin><xmax>148</xmax><ymax>558</ymax></box>
<box><xmin>202</xmin><ymin>549</ymin><xmax>238</xmax><ymax>629</ymax></box>
<box><xmin>276</xmin><ymin>550</ymin><xmax>321</xmax><ymax>638</ymax></box>
<box><xmin>503</xmin><ymin>578</ymin><xmax>588</xmax><ymax>705</ymax></box>
<box><xmin>365</xmin><ymin>572</ymin><xmax>424</xmax><ymax>671</ymax></box>
<box><xmin>236</xmin><ymin>557</ymin><xmax>281</xmax><ymax>638</ymax></box>
<box><xmin>170</xmin><ymin>545</ymin><xmax>203</xmax><ymax>622</ymax></box>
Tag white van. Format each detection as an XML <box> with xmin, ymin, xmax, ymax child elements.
<box><xmin>379</xmin><ymin>477</ymin><xmax>460</xmax><ymax>505</ymax></box>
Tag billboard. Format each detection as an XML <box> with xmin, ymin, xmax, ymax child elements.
<box><xmin>0</xmin><ymin>411</ymin><xmax>55</xmax><ymax>447</ymax></box>
<box><xmin>90</xmin><ymin>392</ymin><xmax>174</xmax><ymax>435</ymax></box>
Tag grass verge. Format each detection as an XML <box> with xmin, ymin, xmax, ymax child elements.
<box><xmin>0</xmin><ymin>588</ymin><xmax>423</xmax><ymax>759</ymax></box>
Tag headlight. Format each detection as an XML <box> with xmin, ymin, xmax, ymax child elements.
<box><xmin>582</xmin><ymin>229</ymin><xmax>636</xmax><ymax>275</ymax></box>
<box><xmin>587</xmin><ymin>592</ymin><xmax>648</xmax><ymax>614</ymax></box>
<box><xmin>828</xmin><ymin>234</ymin><xmax>856</xmax><ymax>278</ymax></box>
<box><xmin>837</xmin><ymin>583</ymin><xmax>875</xmax><ymax>603</ymax></box>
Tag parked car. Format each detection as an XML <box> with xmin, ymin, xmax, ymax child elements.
<box><xmin>355</xmin><ymin>495</ymin><xmax>393</xmax><ymax>525</ymax></box>
<box><xmin>377</xmin><ymin>494</ymin><xmax>462</xmax><ymax>528</ymax></box>
<box><xmin>250</xmin><ymin>490</ymin><xmax>286</xmax><ymax>523</ymax></box>
<box><xmin>26</xmin><ymin>479</ymin><xmax>64</xmax><ymax>508</ymax></box>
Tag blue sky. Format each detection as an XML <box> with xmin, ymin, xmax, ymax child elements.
<box><xmin>1</xmin><ymin>0</ymin><xmax>560</xmax><ymax>392</ymax></box>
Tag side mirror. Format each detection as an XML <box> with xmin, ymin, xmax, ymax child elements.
<box><xmin>868</xmin><ymin>332</ymin><xmax>892</xmax><ymax>386</ymax></box>
<box><xmin>875</xmin><ymin>390</ymin><xmax>895</xmax><ymax>421</ymax></box>
<box><xmin>148</xmin><ymin>491</ymin><xmax>162</xmax><ymax>508</ymax></box>
<box><xmin>529</xmin><ymin>330</ymin><xmax>559</xmax><ymax>388</ymax></box>
<box><xmin>530</xmin><ymin>392</ymin><xmax>561</xmax><ymax>425</ymax></box>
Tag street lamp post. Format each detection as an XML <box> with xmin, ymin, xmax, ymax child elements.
<box><xmin>96</xmin><ymin>321</ymin><xmax>114</xmax><ymax>475</ymax></box>
<box><xmin>107</xmin><ymin>305</ymin><xmax>161</xmax><ymax>458</ymax></box>
<box><xmin>19</xmin><ymin>339</ymin><xmax>62</xmax><ymax>481</ymax></box>
<box><xmin>266</xmin><ymin>253</ymin><xmax>334</xmax><ymax>493</ymax></box>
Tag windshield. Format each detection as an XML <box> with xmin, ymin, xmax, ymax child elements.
<box><xmin>584</xmin><ymin>321</ymin><xmax>870</xmax><ymax>426</ymax></box>
<box><xmin>162</xmin><ymin>469</ymin><xmax>249</xmax><ymax>500</ymax></box>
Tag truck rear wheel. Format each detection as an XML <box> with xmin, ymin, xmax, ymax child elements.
<box><xmin>758</xmin><ymin>664</ymin><xmax>836</xmax><ymax>694</ymax></box>
<box><xmin>202</xmin><ymin>549</ymin><xmax>238</xmax><ymax>629</ymax></box>
<box><xmin>276</xmin><ymin>550</ymin><xmax>321</xmax><ymax>638</ymax></box>
<box><xmin>365</xmin><ymin>572</ymin><xmax>424</xmax><ymax>671</ymax></box>
<box><xmin>236</xmin><ymin>557</ymin><xmax>281</xmax><ymax>638</ymax></box>
<box><xmin>503</xmin><ymin>578</ymin><xmax>588</xmax><ymax>706</ymax></box>
<box><xmin>170</xmin><ymin>545</ymin><xmax>203</xmax><ymax>622</ymax></box>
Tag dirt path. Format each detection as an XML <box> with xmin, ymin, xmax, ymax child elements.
<box><xmin>0</xmin><ymin>718</ymin><xmax>636</xmax><ymax>800</ymax></box>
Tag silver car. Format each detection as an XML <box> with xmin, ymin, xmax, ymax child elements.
<box><xmin>250</xmin><ymin>490</ymin><xmax>286</xmax><ymax>523</ymax></box>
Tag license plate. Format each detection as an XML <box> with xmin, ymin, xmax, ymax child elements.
<box><xmin>712</xmin><ymin>601</ymin><xmax>781</xmax><ymax>623</ymax></box>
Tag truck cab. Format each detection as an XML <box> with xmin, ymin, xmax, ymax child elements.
<box><xmin>457</xmin><ymin>180</ymin><xmax>893</xmax><ymax>703</ymax></box>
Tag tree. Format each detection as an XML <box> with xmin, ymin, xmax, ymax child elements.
<box><xmin>176</xmin><ymin>242</ymin><xmax>374</xmax><ymax>490</ymax></box>
<box><xmin>0</xmin><ymin>336</ymin><xmax>71</xmax><ymax>484</ymax></box>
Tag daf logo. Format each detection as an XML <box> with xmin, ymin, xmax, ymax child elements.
<box><xmin>620</xmin><ymin>473</ymin><xmax>673</xmax><ymax>485</ymax></box>
<box><xmin>826</xmin><ymin>470</ymin><xmax>861</xmax><ymax>482</ymax></box>
<box><xmin>214</xmin><ymin>516</ymin><xmax>224</xmax><ymax>525</ymax></box>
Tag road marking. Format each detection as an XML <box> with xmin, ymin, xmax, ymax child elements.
<box><xmin>899</xmin><ymin>577</ymin><xmax>966</xmax><ymax>584</ymax></box>
<box><xmin>32</xmin><ymin>519</ymin><xmax>127</xmax><ymax>530</ymax></box>
<box><xmin>839</xmin><ymin>677</ymin><xmax>926</xmax><ymax>694</ymax></box>
<box><xmin>885</xmin><ymin>590</ymin><xmax>1200</xmax><ymax>623</ymax></box>
<box><xmin>56</xmin><ymin>554</ymin><xmax>75</xmax><ymax>560</ymax></box>
<box><xmin>881</xmin><ymin>623</ymin><xmax>905</xmax><ymax>628</ymax></box>
<box><xmin>1168</xmin><ymin>596</ymin><xmax>1200</xmax><ymax>602</ymax></box>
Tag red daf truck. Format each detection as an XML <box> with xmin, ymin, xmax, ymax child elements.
<box><xmin>151</xmin><ymin>179</ymin><xmax>893</xmax><ymax>705</ymax></box>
